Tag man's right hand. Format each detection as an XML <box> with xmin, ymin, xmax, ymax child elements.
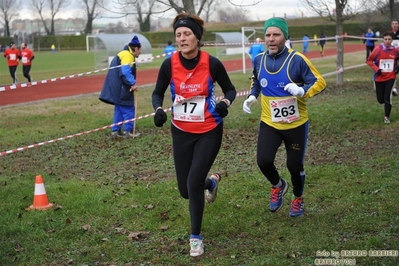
<box><xmin>130</xmin><ymin>85</ymin><xmax>138</xmax><ymax>92</ymax></box>
<box><xmin>243</xmin><ymin>95</ymin><xmax>257</xmax><ymax>114</ymax></box>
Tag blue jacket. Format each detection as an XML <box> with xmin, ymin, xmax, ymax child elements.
<box><xmin>303</xmin><ymin>36</ymin><xmax>309</xmax><ymax>48</ymax></box>
<box><xmin>365</xmin><ymin>32</ymin><xmax>375</xmax><ymax>47</ymax></box>
<box><xmin>100</xmin><ymin>45</ymin><xmax>137</xmax><ymax>106</ymax></box>
<box><xmin>164</xmin><ymin>45</ymin><xmax>175</xmax><ymax>58</ymax></box>
<box><xmin>249</xmin><ymin>43</ymin><xmax>265</xmax><ymax>64</ymax></box>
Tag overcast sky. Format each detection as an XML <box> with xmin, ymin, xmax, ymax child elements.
<box><xmin>18</xmin><ymin>0</ymin><xmax>314</xmax><ymax>23</ymax></box>
<box><xmin>97</xmin><ymin>0</ymin><xmax>311</xmax><ymax>22</ymax></box>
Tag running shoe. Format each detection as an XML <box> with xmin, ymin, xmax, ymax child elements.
<box><xmin>269</xmin><ymin>179</ymin><xmax>288</xmax><ymax>212</ymax></box>
<box><xmin>190</xmin><ymin>238</ymin><xmax>204</xmax><ymax>257</ymax></box>
<box><xmin>289</xmin><ymin>196</ymin><xmax>304</xmax><ymax>217</ymax></box>
<box><xmin>205</xmin><ymin>173</ymin><xmax>221</xmax><ymax>203</ymax></box>
<box><xmin>110</xmin><ymin>130</ymin><xmax>123</xmax><ymax>139</ymax></box>
<box><xmin>393</xmin><ymin>88</ymin><xmax>398</xmax><ymax>96</ymax></box>
<box><xmin>384</xmin><ymin>117</ymin><xmax>390</xmax><ymax>124</ymax></box>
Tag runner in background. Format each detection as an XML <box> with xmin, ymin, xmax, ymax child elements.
<box><xmin>164</xmin><ymin>40</ymin><xmax>175</xmax><ymax>59</ymax></box>
<box><xmin>390</xmin><ymin>19</ymin><xmax>399</xmax><ymax>96</ymax></box>
<box><xmin>302</xmin><ymin>34</ymin><xmax>309</xmax><ymax>54</ymax></box>
<box><xmin>319</xmin><ymin>33</ymin><xmax>326</xmax><ymax>56</ymax></box>
<box><xmin>19</xmin><ymin>42</ymin><xmax>35</xmax><ymax>82</ymax></box>
<box><xmin>285</xmin><ymin>35</ymin><xmax>292</xmax><ymax>49</ymax></box>
<box><xmin>3</xmin><ymin>41</ymin><xmax>20</xmax><ymax>85</ymax></box>
<box><xmin>366</xmin><ymin>31</ymin><xmax>399</xmax><ymax>123</ymax></box>
<box><xmin>363</xmin><ymin>28</ymin><xmax>375</xmax><ymax>61</ymax></box>
<box><xmin>248</xmin><ymin>37</ymin><xmax>265</xmax><ymax>68</ymax></box>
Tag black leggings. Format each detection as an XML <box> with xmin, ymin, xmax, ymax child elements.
<box><xmin>375</xmin><ymin>79</ymin><xmax>394</xmax><ymax>118</ymax></box>
<box><xmin>23</xmin><ymin>65</ymin><xmax>32</xmax><ymax>82</ymax></box>
<box><xmin>171</xmin><ymin>122</ymin><xmax>223</xmax><ymax>235</ymax></box>
<box><xmin>366</xmin><ymin>46</ymin><xmax>374</xmax><ymax>61</ymax></box>
<box><xmin>8</xmin><ymin>66</ymin><xmax>17</xmax><ymax>83</ymax></box>
<box><xmin>257</xmin><ymin>121</ymin><xmax>308</xmax><ymax>197</ymax></box>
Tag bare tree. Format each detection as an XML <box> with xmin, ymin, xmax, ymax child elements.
<box><xmin>217</xmin><ymin>6</ymin><xmax>249</xmax><ymax>23</ymax></box>
<box><xmin>105</xmin><ymin>0</ymin><xmax>261</xmax><ymax>19</ymax></box>
<box><xmin>157</xmin><ymin>0</ymin><xmax>261</xmax><ymax>15</ymax></box>
<box><xmin>48</xmin><ymin>0</ymin><xmax>71</xmax><ymax>34</ymax></box>
<box><xmin>30</xmin><ymin>0</ymin><xmax>51</xmax><ymax>35</ymax></box>
<box><xmin>202</xmin><ymin>0</ymin><xmax>218</xmax><ymax>22</ymax></box>
<box><xmin>300</xmin><ymin>0</ymin><xmax>367</xmax><ymax>85</ymax></box>
<box><xmin>227</xmin><ymin>0</ymin><xmax>264</xmax><ymax>8</ymax></box>
<box><xmin>368</xmin><ymin>0</ymin><xmax>397</xmax><ymax>21</ymax></box>
<box><xmin>117</xmin><ymin>0</ymin><xmax>157</xmax><ymax>32</ymax></box>
<box><xmin>81</xmin><ymin>0</ymin><xmax>104</xmax><ymax>34</ymax></box>
<box><xmin>0</xmin><ymin>0</ymin><xmax>21</xmax><ymax>37</ymax></box>
<box><xmin>30</xmin><ymin>0</ymin><xmax>70</xmax><ymax>35</ymax></box>
<box><xmin>161</xmin><ymin>0</ymin><xmax>203</xmax><ymax>14</ymax></box>
<box><xmin>355</xmin><ymin>1</ymin><xmax>388</xmax><ymax>34</ymax></box>
<box><xmin>100</xmin><ymin>0</ymin><xmax>259</xmax><ymax>33</ymax></box>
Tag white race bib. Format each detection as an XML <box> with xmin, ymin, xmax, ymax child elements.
<box><xmin>392</xmin><ymin>40</ymin><xmax>399</xmax><ymax>47</ymax></box>
<box><xmin>9</xmin><ymin>54</ymin><xmax>16</xmax><ymax>60</ymax></box>
<box><xmin>173</xmin><ymin>95</ymin><xmax>205</xmax><ymax>122</ymax></box>
<box><xmin>379</xmin><ymin>59</ymin><xmax>394</xmax><ymax>72</ymax></box>
<box><xmin>22</xmin><ymin>57</ymin><xmax>28</xmax><ymax>64</ymax></box>
<box><xmin>269</xmin><ymin>97</ymin><xmax>300</xmax><ymax>123</ymax></box>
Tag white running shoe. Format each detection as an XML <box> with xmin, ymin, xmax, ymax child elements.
<box><xmin>393</xmin><ymin>88</ymin><xmax>398</xmax><ymax>96</ymax></box>
<box><xmin>205</xmin><ymin>173</ymin><xmax>221</xmax><ymax>203</ymax></box>
<box><xmin>190</xmin><ymin>238</ymin><xmax>204</xmax><ymax>257</ymax></box>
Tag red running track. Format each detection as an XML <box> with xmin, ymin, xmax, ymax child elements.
<box><xmin>0</xmin><ymin>43</ymin><xmax>365</xmax><ymax>107</ymax></box>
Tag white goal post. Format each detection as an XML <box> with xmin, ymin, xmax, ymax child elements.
<box><xmin>241</xmin><ymin>27</ymin><xmax>264</xmax><ymax>74</ymax></box>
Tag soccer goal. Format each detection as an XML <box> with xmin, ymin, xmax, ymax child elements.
<box><xmin>241</xmin><ymin>27</ymin><xmax>264</xmax><ymax>74</ymax></box>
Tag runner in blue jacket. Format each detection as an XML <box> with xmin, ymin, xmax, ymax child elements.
<box><xmin>243</xmin><ymin>17</ymin><xmax>326</xmax><ymax>217</ymax></box>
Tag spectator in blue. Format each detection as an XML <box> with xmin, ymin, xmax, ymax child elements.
<box><xmin>99</xmin><ymin>35</ymin><xmax>142</xmax><ymax>139</ymax></box>
<box><xmin>164</xmin><ymin>40</ymin><xmax>175</xmax><ymax>59</ymax></box>
<box><xmin>364</xmin><ymin>28</ymin><xmax>375</xmax><ymax>61</ymax></box>
<box><xmin>248</xmin><ymin>37</ymin><xmax>264</xmax><ymax>68</ymax></box>
<box><xmin>319</xmin><ymin>33</ymin><xmax>326</xmax><ymax>56</ymax></box>
<box><xmin>302</xmin><ymin>34</ymin><xmax>309</xmax><ymax>54</ymax></box>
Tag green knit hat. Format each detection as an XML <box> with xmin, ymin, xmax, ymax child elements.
<box><xmin>264</xmin><ymin>17</ymin><xmax>289</xmax><ymax>39</ymax></box>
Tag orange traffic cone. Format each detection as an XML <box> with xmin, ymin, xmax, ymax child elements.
<box><xmin>26</xmin><ymin>175</ymin><xmax>54</xmax><ymax>210</ymax></box>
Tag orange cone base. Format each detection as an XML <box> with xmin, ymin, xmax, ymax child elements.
<box><xmin>26</xmin><ymin>202</ymin><xmax>54</xmax><ymax>210</ymax></box>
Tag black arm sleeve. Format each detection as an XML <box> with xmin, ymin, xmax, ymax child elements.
<box><xmin>151</xmin><ymin>58</ymin><xmax>171</xmax><ymax>110</ymax></box>
<box><xmin>209</xmin><ymin>56</ymin><xmax>236</xmax><ymax>104</ymax></box>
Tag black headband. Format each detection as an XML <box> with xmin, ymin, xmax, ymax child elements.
<box><xmin>173</xmin><ymin>18</ymin><xmax>202</xmax><ymax>41</ymax></box>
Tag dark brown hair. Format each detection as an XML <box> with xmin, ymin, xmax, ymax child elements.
<box><xmin>172</xmin><ymin>13</ymin><xmax>206</xmax><ymax>47</ymax></box>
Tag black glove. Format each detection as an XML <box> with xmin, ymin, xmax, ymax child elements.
<box><xmin>395</xmin><ymin>66</ymin><xmax>399</xmax><ymax>74</ymax></box>
<box><xmin>154</xmin><ymin>109</ymin><xmax>167</xmax><ymax>127</ymax></box>
<box><xmin>376</xmin><ymin>69</ymin><xmax>382</xmax><ymax>75</ymax></box>
<box><xmin>215</xmin><ymin>101</ymin><xmax>228</xmax><ymax>118</ymax></box>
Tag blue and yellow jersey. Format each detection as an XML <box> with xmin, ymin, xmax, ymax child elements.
<box><xmin>251</xmin><ymin>47</ymin><xmax>326</xmax><ymax>130</ymax></box>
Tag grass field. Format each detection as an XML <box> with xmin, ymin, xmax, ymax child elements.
<box><xmin>1</xmin><ymin>49</ymin><xmax>398</xmax><ymax>265</ymax></box>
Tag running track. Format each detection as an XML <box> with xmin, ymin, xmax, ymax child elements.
<box><xmin>0</xmin><ymin>43</ymin><xmax>365</xmax><ymax>107</ymax></box>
